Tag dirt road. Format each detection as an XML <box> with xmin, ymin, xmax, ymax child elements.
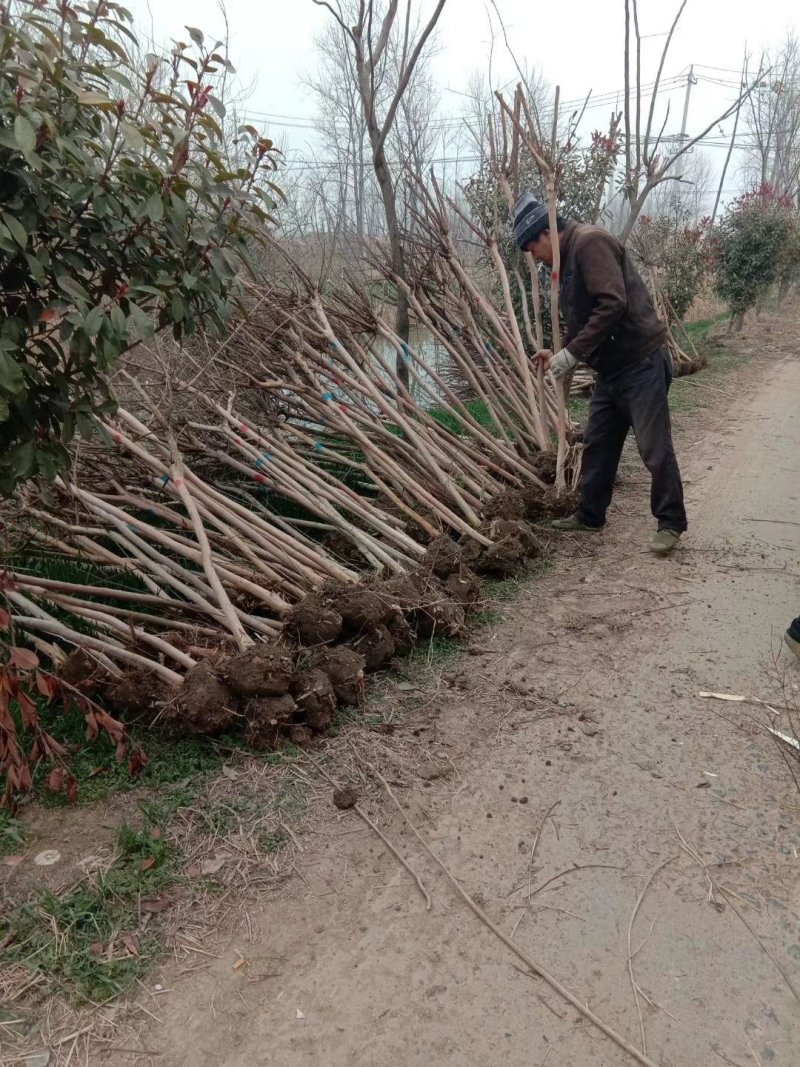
<box><xmin>121</xmin><ymin>330</ymin><xmax>800</xmax><ymax>1067</ymax></box>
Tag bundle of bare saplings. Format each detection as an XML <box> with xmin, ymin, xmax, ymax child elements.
<box><xmin>4</xmin><ymin>116</ymin><xmax>579</xmax><ymax>751</ymax></box>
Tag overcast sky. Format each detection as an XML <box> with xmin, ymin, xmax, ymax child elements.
<box><xmin>126</xmin><ymin>0</ymin><xmax>799</xmax><ymax>202</ymax></box>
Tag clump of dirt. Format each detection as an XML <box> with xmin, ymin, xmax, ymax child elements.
<box><xmin>246</xmin><ymin>693</ymin><xmax>296</xmax><ymax>726</ymax></box>
<box><xmin>352</xmin><ymin>624</ymin><xmax>396</xmax><ymax>672</ymax></box>
<box><xmin>464</xmin><ymin>519</ymin><xmax>544</xmax><ymax>576</ymax></box>
<box><xmin>106</xmin><ymin>668</ymin><xmax>170</xmax><ymax>723</ymax></box>
<box><xmin>291</xmin><ymin>668</ymin><xmax>337</xmax><ymax>733</ymax></box>
<box><xmin>244</xmin><ymin>693</ymin><xmax>296</xmax><ymax>750</ymax></box>
<box><xmin>523</xmin><ymin>485</ymin><xmax>578</xmax><ymax>522</ymax></box>
<box><xmin>460</xmin><ymin>532</ymin><xmax>485</xmax><ymax>570</ymax></box>
<box><xmin>422</xmin><ymin>535</ymin><xmax>464</xmax><ymax>577</ymax></box>
<box><xmin>312</xmin><ymin>647</ymin><xmax>366</xmax><ymax>706</ymax></box>
<box><xmin>673</xmin><ymin>355</ymin><xmax>707</xmax><ymax>377</ymax></box>
<box><xmin>383</xmin><ymin>569</ymin><xmax>465</xmax><ymax>639</ymax></box>
<box><xmin>223</xmin><ymin>644</ymin><xmax>294</xmax><ymax>698</ymax></box>
<box><xmin>443</xmin><ymin>565</ymin><xmax>482</xmax><ymax>607</ymax></box>
<box><xmin>382</xmin><ymin>571</ymin><xmax>431</xmax><ymax>612</ymax></box>
<box><xmin>324</xmin><ymin>530</ymin><xmax>368</xmax><ymax>568</ymax></box>
<box><xmin>286</xmin><ymin>593</ymin><xmax>343</xmax><ymax>646</ymax></box>
<box><xmin>245</xmin><ymin>720</ymin><xmax>278</xmax><ymax>751</ymax></box>
<box><xmin>164</xmin><ymin>661</ymin><xmax>239</xmax><ymax>737</ymax></box>
<box><xmin>324</xmin><ymin>583</ymin><xmax>391</xmax><ymax>633</ymax></box>
<box><xmin>483</xmin><ymin>490</ymin><xmax>526</xmax><ymax>521</ymax></box>
<box><xmin>333</xmin><ymin>786</ymin><xmax>359</xmax><ymax>810</ymax></box>
<box><xmin>60</xmin><ymin>648</ymin><xmax>113</xmax><ymax>694</ymax></box>
<box><xmin>290</xmin><ymin>725</ymin><xmax>313</xmax><ymax>748</ymax></box>
<box><xmin>530</xmin><ymin>451</ymin><xmax>558</xmax><ymax>483</ymax></box>
<box><xmin>387</xmin><ymin>614</ymin><xmax>416</xmax><ymax>656</ymax></box>
<box><xmin>413</xmin><ymin>597</ymin><xmax>466</xmax><ymax>639</ymax></box>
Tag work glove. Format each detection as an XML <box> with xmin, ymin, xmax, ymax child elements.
<box><xmin>549</xmin><ymin>348</ymin><xmax>578</xmax><ymax>380</ymax></box>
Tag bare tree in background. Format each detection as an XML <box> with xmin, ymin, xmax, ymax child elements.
<box><xmin>460</xmin><ymin>66</ymin><xmax>551</xmax><ymax>156</ymax></box>
<box><xmin>305</xmin><ymin>8</ymin><xmax>442</xmax><ymax>238</ymax></box>
<box><xmin>313</xmin><ymin>0</ymin><xmax>447</xmax><ymax>383</ymax></box>
<box><xmin>389</xmin><ymin>28</ymin><xmax>441</xmax><ymax>235</ymax></box>
<box><xmin>744</xmin><ymin>35</ymin><xmax>800</xmax><ymax>204</ymax></box>
<box><xmin>304</xmin><ymin>21</ymin><xmax>372</xmax><ymax>240</ymax></box>
<box><xmin>617</xmin><ymin>0</ymin><xmax>761</xmax><ymax>243</ymax></box>
<box><xmin>645</xmin><ymin>150</ymin><xmax>715</xmax><ymax>225</ymax></box>
<box><xmin>278</xmin><ymin>159</ymin><xmax>358</xmax><ymax>283</ymax></box>
<box><xmin>710</xmin><ymin>52</ymin><xmax>749</xmax><ymax>228</ymax></box>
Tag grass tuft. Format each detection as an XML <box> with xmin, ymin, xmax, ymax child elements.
<box><xmin>0</xmin><ymin>810</ymin><xmax>27</xmax><ymax>856</ymax></box>
<box><xmin>2</xmin><ymin>803</ymin><xmax>178</xmax><ymax>1004</ymax></box>
<box><xmin>683</xmin><ymin>312</ymin><xmax>729</xmax><ymax>340</ymax></box>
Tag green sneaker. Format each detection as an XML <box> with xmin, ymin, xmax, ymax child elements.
<box><xmin>551</xmin><ymin>513</ymin><xmax>602</xmax><ymax>532</ymax></box>
<box><xmin>649</xmin><ymin>529</ymin><xmax>682</xmax><ymax>555</ymax></box>
<box><xmin>785</xmin><ymin>631</ymin><xmax>800</xmax><ymax>662</ymax></box>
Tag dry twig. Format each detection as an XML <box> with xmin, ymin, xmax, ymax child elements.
<box><xmin>371</xmin><ymin>764</ymin><xmax>664</xmax><ymax>1067</ymax></box>
<box><xmin>626</xmin><ymin>856</ymin><xmax>677</xmax><ymax>1056</ymax></box>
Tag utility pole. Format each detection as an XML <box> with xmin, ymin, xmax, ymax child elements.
<box><xmin>680</xmin><ymin>65</ymin><xmax>698</xmax><ymax>139</ymax></box>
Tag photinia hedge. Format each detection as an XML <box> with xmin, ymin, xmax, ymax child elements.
<box><xmin>0</xmin><ymin>1</ymin><xmax>279</xmax><ymax>494</ymax></box>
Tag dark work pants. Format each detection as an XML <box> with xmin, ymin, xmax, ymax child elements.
<box><xmin>577</xmin><ymin>347</ymin><xmax>687</xmax><ymax>532</ymax></box>
<box><xmin>790</xmin><ymin>616</ymin><xmax>800</xmax><ymax>640</ymax></box>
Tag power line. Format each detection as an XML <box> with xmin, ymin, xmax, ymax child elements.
<box><xmin>238</xmin><ymin>58</ymin><xmax>764</xmax><ymax>143</ymax></box>
<box><xmin>694</xmin><ymin>63</ymin><xmax>752</xmax><ymax>76</ymax></box>
<box><xmin>252</xmin><ymin>59</ymin><xmax>765</xmax><ymax>179</ymax></box>
<box><xmin>239</xmin><ymin>76</ymin><xmax>690</xmax><ymax>134</ymax></box>
<box><xmin>275</xmin><ymin>136</ymin><xmax>762</xmax><ymax>174</ymax></box>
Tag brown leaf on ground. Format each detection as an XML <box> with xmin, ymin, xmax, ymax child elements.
<box><xmin>122</xmin><ymin>936</ymin><xmax>139</xmax><ymax>957</ymax></box>
<box><xmin>36</xmin><ymin>671</ymin><xmax>57</xmax><ymax>700</ymax></box>
<box><xmin>140</xmin><ymin>897</ymin><xmax>170</xmax><ymax>914</ymax></box>
<box><xmin>9</xmin><ymin>646</ymin><xmax>39</xmax><ymax>670</ymax></box>
<box><xmin>128</xmin><ymin>746</ymin><xmax>149</xmax><ymax>776</ymax></box>
<box><xmin>200</xmin><ymin>857</ymin><xmax>226</xmax><ymax>876</ymax></box>
<box><xmin>141</xmin><ymin>857</ymin><xmax>157</xmax><ymax>872</ymax></box>
<box><xmin>46</xmin><ymin>768</ymin><xmax>64</xmax><ymax>793</ymax></box>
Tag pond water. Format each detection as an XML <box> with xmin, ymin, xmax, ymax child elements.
<box><xmin>372</xmin><ymin>326</ymin><xmax>458</xmax><ymax>407</ymax></box>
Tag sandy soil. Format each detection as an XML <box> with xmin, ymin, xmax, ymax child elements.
<box><xmin>97</xmin><ymin>318</ymin><xmax>800</xmax><ymax>1066</ymax></box>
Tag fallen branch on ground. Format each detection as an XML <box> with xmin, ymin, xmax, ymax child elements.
<box><xmin>626</xmin><ymin>856</ymin><xmax>677</xmax><ymax>1056</ymax></box>
<box><xmin>371</xmin><ymin>764</ymin><xmax>665</xmax><ymax>1067</ymax></box>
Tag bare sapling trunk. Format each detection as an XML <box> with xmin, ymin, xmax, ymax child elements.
<box><xmin>371</xmin><ymin>130</ymin><xmax>412</xmax><ymax>372</ymax></box>
<box><xmin>496</xmin><ymin>84</ymin><xmax>574</xmax><ymax>491</ymax></box>
<box><xmin>314</xmin><ymin>0</ymin><xmax>447</xmax><ymax>388</ymax></box>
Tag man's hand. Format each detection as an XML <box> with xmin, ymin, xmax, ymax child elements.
<box><xmin>549</xmin><ymin>348</ymin><xmax>578</xmax><ymax>380</ymax></box>
<box><xmin>533</xmin><ymin>348</ymin><xmax>577</xmax><ymax>379</ymax></box>
<box><xmin>533</xmin><ymin>348</ymin><xmax>554</xmax><ymax>372</ymax></box>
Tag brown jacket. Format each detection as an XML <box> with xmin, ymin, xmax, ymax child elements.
<box><xmin>559</xmin><ymin>222</ymin><xmax>666</xmax><ymax>377</ymax></box>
